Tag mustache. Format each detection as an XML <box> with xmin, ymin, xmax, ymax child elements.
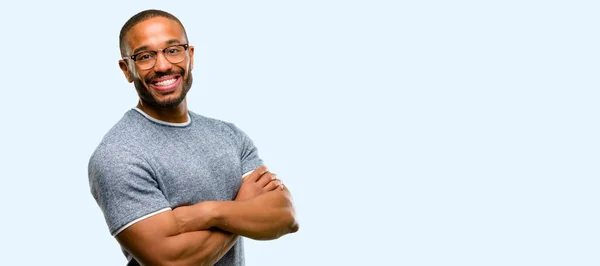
<box><xmin>145</xmin><ymin>69</ymin><xmax>185</xmax><ymax>83</ymax></box>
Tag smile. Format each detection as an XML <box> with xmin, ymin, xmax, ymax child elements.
<box><xmin>150</xmin><ymin>75</ymin><xmax>181</xmax><ymax>92</ymax></box>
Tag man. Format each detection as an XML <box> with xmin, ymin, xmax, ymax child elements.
<box><xmin>88</xmin><ymin>9</ymin><xmax>299</xmax><ymax>266</ymax></box>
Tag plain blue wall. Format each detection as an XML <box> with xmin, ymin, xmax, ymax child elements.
<box><xmin>1</xmin><ymin>1</ymin><xmax>598</xmax><ymax>265</ymax></box>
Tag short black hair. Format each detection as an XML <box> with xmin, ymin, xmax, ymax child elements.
<box><xmin>119</xmin><ymin>9</ymin><xmax>188</xmax><ymax>57</ymax></box>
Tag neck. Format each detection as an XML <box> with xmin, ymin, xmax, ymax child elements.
<box><xmin>136</xmin><ymin>99</ymin><xmax>189</xmax><ymax>123</ymax></box>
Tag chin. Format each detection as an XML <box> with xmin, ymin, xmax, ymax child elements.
<box><xmin>153</xmin><ymin>93</ymin><xmax>186</xmax><ymax>108</ymax></box>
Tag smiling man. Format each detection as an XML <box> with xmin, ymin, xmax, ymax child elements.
<box><xmin>88</xmin><ymin>9</ymin><xmax>298</xmax><ymax>266</ymax></box>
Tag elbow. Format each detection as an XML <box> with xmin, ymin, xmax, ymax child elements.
<box><xmin>283</xmin><ymin>205</ymin><xmax>299</xmax><ymax>235</ymax></box>
<box><xmin>289</xmin><ymin>218</ymin><xmax>299</xmax><ymax>234</ymax></box>
<box><xmin>271</xmin><ymin>207</ymin><xmax>300</xmax><ymax>240</ymax></box>
<box><xmin>279</xmin><ymin>192</ymin><xmax>299</xmax><ymax>236</ymax></box>
<box><xmin>276</xmin><ymin>218</ymin><xmax>299</xmax><ymax>239</ymax></box>
<box><xmin>249</xmin><ymin>207</ymin><xmax>299</xmax><ymax>241</ymax></box>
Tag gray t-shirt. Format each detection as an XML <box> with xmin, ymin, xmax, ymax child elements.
<box><xmin>88</xmin><ymin>108</ymin><xmax>263</xmax><ymax>266</ymax></box>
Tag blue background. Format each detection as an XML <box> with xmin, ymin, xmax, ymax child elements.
<box><xmin>0</xmin><ymin>1</ymin><xmax>598</xmax><ymax>265</ymax></box>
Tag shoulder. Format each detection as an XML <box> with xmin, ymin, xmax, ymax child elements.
<box><xmin>88</xmin><ymin>110</ymin><xmax>150</xmax><ymax>173</ymax></box>
<box><xmin>98</xmin><ymin>110</ymin><xmax>149</xmax><ymax>145</ymax></box>
<box><xmin>88</xmin><ymin>142</ymin><xmax>150</xmax><ymax>183</ymax></box>
<box><xmin>188</xmin><ymin>111</ymin><xmax>244</xmax><ymax>137</ymax></box>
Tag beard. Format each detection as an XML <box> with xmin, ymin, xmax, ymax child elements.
<box><xmin>133</xmin><ymin>70</ymin><xmax>193</xmax><ymax>109</ymax></box>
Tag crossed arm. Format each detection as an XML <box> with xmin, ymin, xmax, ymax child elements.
<box><xmin>115</xmin><ymin>166</ymin><xmax>299</xmax><ymax>266</ymax></box>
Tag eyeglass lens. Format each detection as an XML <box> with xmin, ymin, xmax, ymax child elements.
<box><xmin>134</xmin><ymin>45</ymin><xmax>187</xmax><ymax>70</ymax></box>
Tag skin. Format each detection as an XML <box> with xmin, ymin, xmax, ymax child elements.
<box><xmin>115</xmin><ymin>17</ymin><xmax>299</xmax><ymax>265</ymax></box>
<box><xmin>119</xmin><ymin>16</ymin><xmax>194</xmax><ymax>123</ymax></box>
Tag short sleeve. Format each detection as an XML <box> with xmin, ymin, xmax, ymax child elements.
<box><xmin>88</xmin><ymin>144</ymin><xmax>171</xmax><ymax>236</ymax></box>
<box><xmin>224</xmin><ymin>122</ymin><xmax>264</xmax><ymax>175</ymax></box>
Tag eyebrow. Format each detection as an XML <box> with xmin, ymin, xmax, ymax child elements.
<box><xmin>132</xmin><ymin>45</ymin><xmax>149</xmax><ymax>55</ymax></box>
<box><xmin>131</xmin><ymin>39</ymin><xmax>183</xmax><ymax>55</ymax></box>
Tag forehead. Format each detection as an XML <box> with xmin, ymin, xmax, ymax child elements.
<box><xmin>125</xmin><ymin>17</ymin><xmax>186</xmax><ymax>52</ymax></box>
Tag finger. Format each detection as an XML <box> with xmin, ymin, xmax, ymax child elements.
<box><xmin>263</xmin><ymin>179</ymin><xmax>283</xmax><ymax>191</ymax></box>
<box><xmin>257</xmin><ymin>171</ymin><xmax>276</xmax><ymax>187</ymax></box>
<box><xmin>243</xmin><ymin>165</ymin><xmax>268</xmax><ymax>182</ymax></box>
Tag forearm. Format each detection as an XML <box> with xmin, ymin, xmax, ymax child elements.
<box><xmin>117</xmin><ymin>211</ymin><xmax>238</xmax><ymax>266</ymax></box>
<box><xmin>158</xmin><ymin>229</ymin><xmax>237</xmax><ymax>266</ymax></box>
<box><xmin>213</xmin><ymin>188</ymin><xmax>299</xmax><ymax>240</ymax></box>
<box><xmin>170</xmin><ymin>171</ymin><xmax>299</xmax><ymax>241</ymax></box>
<box><xmin>167</xmin><ymin>205</ymin><xmax>239</xmax><ymax>265</ymax></box>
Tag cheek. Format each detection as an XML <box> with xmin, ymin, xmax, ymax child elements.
<box><xmin>133</xmin><ymin>70</ymin><xmax>149</xmax><ymax>84</ymax></box>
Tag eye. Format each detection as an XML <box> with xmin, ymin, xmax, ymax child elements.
<box><xmin>135</xmin><ymin>52</ymin><xmax>155</xmax><ymax>61</ymax></box>
<box><xmin>166</xmin><ymin>46</ymin><xmax>184</xmax><ymax>55</ymax></box>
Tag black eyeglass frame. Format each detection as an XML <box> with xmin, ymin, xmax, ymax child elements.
<box><xmin>122</xmin><ymin>44</ymin><xmax>190</xmax><ymax>67</ymax></box>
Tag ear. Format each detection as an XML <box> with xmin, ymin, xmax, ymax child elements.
<box><xmin>188</xmin><ymin>46</ymin><xmax>195</xmax><ymax>71</ymax></box>
<box><xmin>119</xmin><ymin>60</ymin><xmax>134</xmax><ymax>83</ymax></box>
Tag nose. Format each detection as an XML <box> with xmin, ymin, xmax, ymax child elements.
<box><xmin>153</xmin><ymin>51</ymin><xmax>172</xmax><ymax>73</ymax></box>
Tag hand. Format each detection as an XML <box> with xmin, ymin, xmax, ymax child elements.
<box><xmin>235</xmin><ymin>166</ymin><xmax>284</xmax><ymax>201</ymax></box>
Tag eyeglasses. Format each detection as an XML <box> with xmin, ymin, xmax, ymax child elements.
<box><xmin>123</xmin><ymin>44</ymin><xmax>190</xmax><ymax>70</ymax></box>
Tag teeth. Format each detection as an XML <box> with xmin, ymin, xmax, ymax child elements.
<box><xmin>155</xmin><ymin>78</ymin><xmax>176</xmax><ymax>87</ymax></box>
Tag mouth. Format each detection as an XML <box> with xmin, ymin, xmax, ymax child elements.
<box><xmin>149</xmin><ymin>75</ymin><xmax>182</xmax><ymax>93</ymax></box>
